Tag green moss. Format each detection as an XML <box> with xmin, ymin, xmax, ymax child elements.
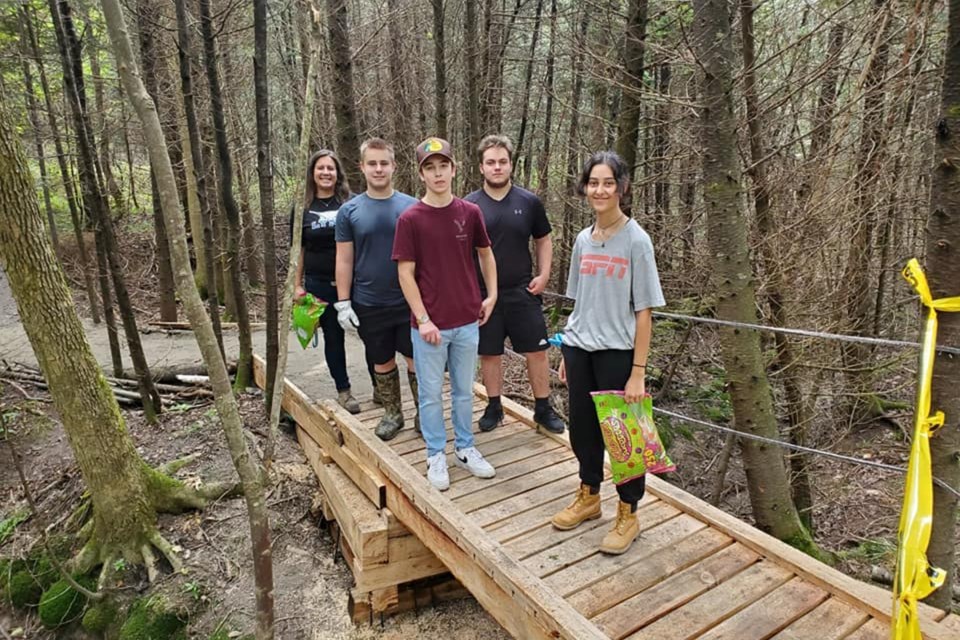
<box><xmin>0</xmin><ymin>507</ymin><xmax>29</xmax><ymax>545</ymax></box>
<box><xmin>8</xmin><ymin>570</ymin><xmax>44</xmax><ymax>608</ymax></box>
<box><xmin>82</xmin><ymin>600</ymin><xmax>119</xmax><ymax>634</ymax></box>
<box><xmin>119</xmin><ymin>596</ymin><xmax>188</xmax><ymax>640</ymax></box>
<box><xmin>38</xmin><ymin>575</ymin><xmax>96</xmax><ymax>628</ymax></box>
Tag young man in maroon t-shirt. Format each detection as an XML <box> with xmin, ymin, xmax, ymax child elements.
<box><xmin>392</xmin><ymin>137</ymin><xmax>499</xmax><ymax>491</ymax></box>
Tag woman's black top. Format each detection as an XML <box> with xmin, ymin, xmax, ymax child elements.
<box><xmin>295</xmin><ymin>195</ymin><xmax>343</xmax><ymax>282</ymax></box>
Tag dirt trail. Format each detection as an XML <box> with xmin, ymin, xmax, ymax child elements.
<box><xmin>0</xmin><ymin>267</ymin><xmax>508</xmax><ymax>639</ymax></box>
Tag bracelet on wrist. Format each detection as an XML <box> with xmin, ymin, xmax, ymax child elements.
<box><xmin>632</xmin><ymin>364</ymin><xmax>646</xmax><ymax>369</ymax></box>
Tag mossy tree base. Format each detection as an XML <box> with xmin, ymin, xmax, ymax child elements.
<box><xmin>70</xmin><ymin>464</ymin><xmax>240</xmax><ymax>589</ymax></box>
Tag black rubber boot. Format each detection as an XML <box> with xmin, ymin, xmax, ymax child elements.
<box><xmin>374</xmin><ymin>369</ymin><xmax>404</xmax><ymax>441</ymax></box>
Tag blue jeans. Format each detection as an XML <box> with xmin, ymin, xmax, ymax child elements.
<box><xmin>411</xmin><ymin>322</ymin><xmax>479</xmax><ymax>457</ymax></box>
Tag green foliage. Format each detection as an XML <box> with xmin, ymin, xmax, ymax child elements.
<box><xmin>82</xmin><ymin>599</ymin><xmax>119</xmax><ymax>634</ymax></box>
<box><xmin>182</xmin><ymin>580</ymin><xmax>203</xmax><ymax>601</ymax></box>
<box><xmin>38</xmin><ymin>575</ymin><xmax>96</xmax><ymax>628</ymax></box>
<box><xmin>652</xmin><ymin>414</ymin><xmax>693</xmax><ymax>451</ymax></box>
<box><xmin>119</xmin><ymin>596</ymin><xmax>188</xmax><ymax>640</ymax></box>
<box><xmin>838</xmin><ymin>538</ymin><xmax>896</xmax><ymax>564</ymax></box>
<box><xmin>685</xmin><ymin>367</ymin><xmax>733</xmax><ymax>423</ymax></box>
<box><xmin>0</xmin><ymin>507</ymin><xmax>29</xmax><ymax>545</ymax></box>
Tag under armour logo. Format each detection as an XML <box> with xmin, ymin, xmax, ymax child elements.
<box><xmin>514</xmin><ymin>209</ymin><xmax>523</xmax><ymax>216</ymax></box>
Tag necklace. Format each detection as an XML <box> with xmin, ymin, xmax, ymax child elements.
<box><xmin>593</xmin><ymin>214</ymin><xmax>627</xmax><ymax>246</ymax></box>
<box><xmin>315</xmin><ymin>193</ymin><xmax>338</xmax><ymax>209</ymax></box>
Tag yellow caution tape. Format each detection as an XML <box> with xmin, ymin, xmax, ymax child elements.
<box><xmin>892</xmin><ymin>259</ymin><xmax>960</xmax><ymax>639</ymax></box>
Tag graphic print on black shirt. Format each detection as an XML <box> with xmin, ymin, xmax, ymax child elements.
<box><xmin>464</xmin><ymin>185</ymin><xmax>551</xmax><ymax>290</ymax></box>
<box><xmin>295</xmin><ymin>196</ymin><xmax>342</xmax><ymax>282</ymax></box>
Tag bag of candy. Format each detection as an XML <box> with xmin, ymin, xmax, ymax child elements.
<box><xmin>292</xmin><ymin>293</ymin><xmax>327</xmax><ymax>349</ymax></box>
<box><xmin>590</xmin><ymin>391</ymin><xmax>675</xmax><ymax>485</ymax></box>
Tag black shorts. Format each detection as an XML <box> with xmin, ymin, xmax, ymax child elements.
<box><xmin>478</xmin><ymin>287</ymin><xmax>549</xmax><ymax>356</ymax></box>
<box><xmin>354</xmin><ymin>302</ymin><xmax>413</xmax><ymax>365</ymax></box>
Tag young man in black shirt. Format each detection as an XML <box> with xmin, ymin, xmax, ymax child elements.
<box><xmin>464</xmin><ymin>135</ymin><xmax>564</xmax><ymax>433</ymax></box>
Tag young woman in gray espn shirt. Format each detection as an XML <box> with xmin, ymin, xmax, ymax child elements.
<box><xmin>553</xmin><ymin>151</ymin><xmax>666</xmax><ymax>556</ymax></box>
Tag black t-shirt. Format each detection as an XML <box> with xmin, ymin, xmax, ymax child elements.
<box><xmin>464</xmin><ymin>185</ymin><xmax>552</xmax><ymax>290</ymax></box>
<box><xmin>291</xmin><ymin>195</ymin><xmax>343</xmax><ymax>282</ymax></box>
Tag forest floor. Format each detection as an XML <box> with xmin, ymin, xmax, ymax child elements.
<box><xmin>0</xmin><ymin>229</ymin><xmax>956</xmax><ymax>638</ymax></box>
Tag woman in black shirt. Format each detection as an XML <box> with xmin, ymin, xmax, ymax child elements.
<box><xmin>294</xmin><ymin>149</ymin><xmax>360</xmax><ymax>413</ymax></box>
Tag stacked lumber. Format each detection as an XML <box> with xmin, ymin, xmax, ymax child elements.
<box><xmin>252</xmin><ymin>355</ymin><xmax>458</xmax><ymax>622</ymax></box>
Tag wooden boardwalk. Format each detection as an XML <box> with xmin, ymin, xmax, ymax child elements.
<box><xmin>255</xmin><ymin>357</ymin><xmax>957</xmax><ymax>639</ymax></box>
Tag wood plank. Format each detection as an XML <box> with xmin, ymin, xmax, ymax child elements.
<box><xmin>336</xmin><ymin>524</ymin><xmax>449</xmax><ymax>593</ymax></box>
<box><xmin>325</xmin><ymin>398</ymin><xmax>609</xmax><ymax>640</ymax></box>
<box><xmin>296</xmin><ymin>426</ymin><xmax>332</xmax><ymax>464</ymax></box>
<box><xmin>522</xmin><ymin>501</ymin><xmax>680</xmax><ymax>578</ymax></box>
<box><xmin>450</xmin><ymin>445</ymin><xmax>576</xmax><ymax>500</ymax></box>
<box><xmin>567</xmin><ymin>527</ymin><xmax>732</xmax><ymax>619</ymax></box>
<box><xmin>937</xmin><ymin>614</ymin><xmax>960</xmax><ymax>634</ymax></box>
<box><xmin>696</xmin><ymin>577</ymin><xmax>828</xmax><ymax>639</ymax></box>
<box><xmin>474</xmin><ymin>381</ymin><xmax>569</xmax><ymax>444</ymax></box>
<box><xmin>486</xmin><ymin>481</ymin><xmax>619</xmax><ymax>544</ymax></box>
<box><xmin>420</xmin><ymin>429</ymin><xmax>559</xmax><ymax>477</ymax></box>
<box><xmin>625</xmin><ymin>560</ymin><xmax>792</xmax><ymax>640</ymax></box>
<box><xmin>544</xmin><ymin>513</ymin><xmax>707</xmax><ymax>597</ymax></box>
<box><xmin>842</xmin><ymin>619</ymin><xmax>888</xmax><ymax>640</ymax></box>
<box><xmin>404</xmin><ymin>423</ymin><xmax>541</xmax><ymax>471</ymax></box>
<box><xmin>469</xmin><ymin>469</ymin><xmax>583</xmax><ymax>528</ymax></box>
<box><xmin>387</xmin><ymin>532</ymin><xmax>437</xmax><ymax>563</ymax></box>
<box><xmin>506</xmin><ymin>492</ymin><xmax>657</xmax><ymax>560</ymax></box>
<box><xmin>390</xmin><ymin>410</ymin><xmax>521</xmax><ymax>456</ymax></box>
<box><xmin>453</xmin><ymin>456</ymin><xmax>582</xmax><ymax>513</ymax></box>
<box><xmin>645</xmin><ymin>475</ymin><xmax>950</xmax><ymax>634</ymax></box>
<box><xmin>770</xmin><ymin>597</ymin><xmax>870</xmax><ymax>640</ymax></box>
<box><xmin>593</xmin><ymin>544</ymin><xmax>759</xmax><ymax>639</ymax></box>
<box><xmin>311</xmin><ymin>460</ymin><xmax>389</xmax><ymax>568</ymax></box>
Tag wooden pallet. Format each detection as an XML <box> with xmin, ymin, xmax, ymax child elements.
<box><xmin>256</xmin><ymin>355</ymin><xmax>954</xmax><ymax>638</ymax></box>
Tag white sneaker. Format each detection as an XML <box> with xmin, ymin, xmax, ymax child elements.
<box><xmin>427</xmin><ymin>451</ymin><xmax>450</xmax><ymax>491</ymax></box>
<box><xmin>454</xmin><ymin>446</ymin><xmax>496</xmax><ymax>479</ymax></box>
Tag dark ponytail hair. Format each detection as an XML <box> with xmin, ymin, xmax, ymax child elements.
<box><xmin>303</xmin><ymin>149</ymin><xmax>351</xmax><ymax>210</ymax></box>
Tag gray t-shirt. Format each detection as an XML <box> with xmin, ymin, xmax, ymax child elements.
<box><xmin>562</xmin><ymin>219</ymin><xmax>665</xmax><ymax>352</ymax></box>
<box><xmin>335</xmin><ymin>191</ymin><xmax>417</xmax><ymax>307</ymax></box>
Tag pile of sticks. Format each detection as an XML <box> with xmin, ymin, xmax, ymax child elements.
<box><xmin>1</xmin><ymin>360</ymin><xmax>215</xmax><ymax>408</ymax></box>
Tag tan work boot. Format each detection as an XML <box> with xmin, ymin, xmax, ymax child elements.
<box><xmin>374</xmin><ymin>369</ymin><xmax>404</xmax><ymax>441</ymax></box>
<box><xmin>599</xmin><ymin>501</ymin><xmax>639</xmax><ymax>555</ymax></box>
<box><xmin>338</xmin><ymin>388</ymin><xmax>360</xmax><ymax>414</ymax></box>
<box><xmin>551</xmin><ymin>484</ymin><xmax>601</xmax><ymax>530</ymax></box>
<box><xmin>408</xmin><ymin>371</ymin><xmax>421</xmax><ymax>435</ymax></box>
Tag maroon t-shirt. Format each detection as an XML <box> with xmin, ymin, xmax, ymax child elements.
<box><xmin>391</xmin><ymin>198</ymin><xmax>492</xmax><ymax>330</ymax></box>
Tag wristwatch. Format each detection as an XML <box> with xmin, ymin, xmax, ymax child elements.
<box><xmin>417</xmin><ymin>313</ymin><xmax>430</xmax><ymax>325</ymax></box>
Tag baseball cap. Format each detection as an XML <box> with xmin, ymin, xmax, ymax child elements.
<box><xmin>416</xmin><ymin>137</ymin><xmax>455</xmax><ymax>168</ymax></box>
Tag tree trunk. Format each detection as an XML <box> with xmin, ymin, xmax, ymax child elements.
<box><xmin>17</xmin><ymin>11</ymin><xmax>59</xmax><ymax>254</ymax></box>
<box><xmin>21</xmin><ymin>2</ymin><xmax>99</xmax><ymax>323</ymax></box>
<box><xmin>84</xmin><ymin>18</ymin><xmax>123</xmax><ymax>216</ymax></box>
<box><xmin>651</xmin><ymin>63</ymin><xmax>670</xmax><ymax>244</ymax></box>
<box><xmin>199</xmin><ymin>0</ymin><xmax>253</xmax><ymax>389</ymax></box>
<box><xmin>137</xmin><ymin>0</ymin><xmax>178</xmax><ymax>322</ymax></box>
<box><xmin>0</xmin><ymin>98</ymin><xmax>162</xmax><ymax>583</ymax></box>
<box><xmin>840</xmin><ymin>0</ymin><xmax>891</xmax><ymax>424</ymax></box>
<box><xmin>464</xmin><ymin>0</ymin><xmax>481</xmax><ymax>187</ymax></box>
<box><xmin>387</xmin><ymin>0</ymin><xmax>415</xmax><ymax>193</ymax></box>
<box><xmin>739</xmin><ymin>0</ymin><xmax>815</xmax><ymax>530</ymax></box>
<box><xmin>432</xmin><ymin>0</ymin><xmax>448</xmax><ymax>139</ymax></box>
<box><xmin>98</xmin><ymin>0</ymin><xmax>275</xmax><ymax>632</ymax></box>
<box><xmin>536</xmin><ymin>0</ymin><xmax>558</xmax><ymax>195</ymax></box>
<box><xmin>325</xmin><ymin>0</ymin><xmax>362</xmax><ymax>189</ymax></box>
<box><xmin>55</xmin><ymin>0</ymin><xmax>162</xmax><ymax>420</ymax></box>
<box><xmin>174</xmin><ymin>0</ymin><xmax>224</xmax><ymax>359</ymax></box>
<box><xmin>922</xmin><ymin>0</ymin><xmax>960</xmax><ymax>610</ymax></box>
<box><xmin>691</xmin><ymin>0</ymin><xmax>817</xmax><ymax>552</ymax></box>
<box><xmin>556</xmin><ymin>8</ymin><xmax>590</xmax><ymax>286</ymax></box>
<box><xmin>614</xmin><ymin>0</ymin><xmax>649</xmax><ymax>193</ymax></box>
<box><xmin>254</xmin><ymin>0</ymin><xmax>280</xmax><ymax>415</ymax></box>
<box><xmin>514</xmin><ymin>0</ymin><xmax>544</xmax><ymax>167</ymax></box>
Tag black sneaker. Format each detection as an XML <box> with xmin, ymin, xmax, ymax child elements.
<box><xmin>478</xmin><ymin>402</ymin><xmax>503</xmax><ymax>432</ymax></box>
<box><xmin>534</xmin><ymin>405</ymin><xmax>565</xmax><ymax>434</ymax></box>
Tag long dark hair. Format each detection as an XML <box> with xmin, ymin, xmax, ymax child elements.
<box><xmin>576</xmin><ymin>151</ymin><xmax>631</xmax><ymax>207</ymax></box>
<box><xmin>303</xmin><ymin>149</ymin><xmax>351</xmax><ymax>210</ymax></box>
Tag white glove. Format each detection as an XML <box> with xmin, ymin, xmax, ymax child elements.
<box><xmin>334</xmin><ymin>300</ymin><xmax>360</xmax><ymax>331</ymax></box>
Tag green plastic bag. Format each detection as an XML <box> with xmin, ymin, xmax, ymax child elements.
<box><xmin>292</xmin><ymin>293</ymin><xmax>327</xmax><ymax>349</ymax></box>
<box><xmin>591</xmin><ymin>392</ymin><xmax>675</xmax><ymax>485</ymax></box>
